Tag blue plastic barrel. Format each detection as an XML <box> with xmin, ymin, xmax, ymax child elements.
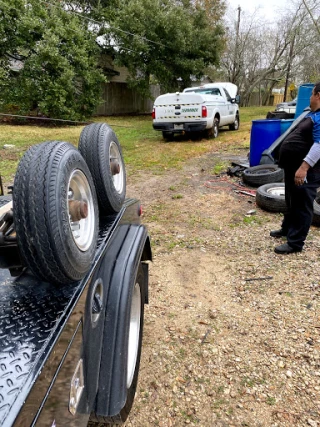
<box><xmin>294</xmin><ymin>83</ymin><xmax>314</xmax><ymax>118</ymax></box>
<box><xmin>250</xmin><ymin>119</ymin><xmax>281</xmax><ymax>166</ymax></box>
<box><xmin>280</xmin><ymin>118</ymin><xmax>295</xmax><ymax>134</ymax></box>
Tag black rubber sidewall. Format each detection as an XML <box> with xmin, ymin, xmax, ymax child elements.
<box><xmin>13</xmin><ymin>141</ymin><xmax>99</xmax><ymax>284</ymax></box>
<box><xmin>79</xmin><ymin>123</ymin><xmax>126</xmax><ymax>214</ymax></box>
<box><xmin>229</xmin><ymin>112</ymin><xmax>240</xmax><ymax>130</ymax></box>
<box><xmin>213</xmin><ymin>118</ymin><xmax>219</xmax><ymax>138</ymax></box>
<box><xmin>256</xmin><ymin>183</ymin><xmax>287</xmax><ymax>213</ymax></box>
<box><xmin>243</xmin><ymin>165</ymin><xmax>284</xmax><ymax>187</ymax></box>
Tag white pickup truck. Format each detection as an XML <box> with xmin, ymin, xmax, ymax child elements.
<box><xmin>152</xmin><ymin>82</ymin><xmax>240</xmax><ymax>140</ymax></box>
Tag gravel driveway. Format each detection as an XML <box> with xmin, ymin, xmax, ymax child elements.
<box><xmin>125</xmin><ymin>150</ymin><xmax>320</xmax><ymax>427</ymax></box>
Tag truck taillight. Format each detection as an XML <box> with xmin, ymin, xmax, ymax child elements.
<box><xmin>152</xmin><ymin>108</ymin><xmax>156</xmax><ymax>119</ymax></box>
<box><xmin>202</xmin><ymin>106</ymin><xmax>207</xmax><ymax>118</ymax></box>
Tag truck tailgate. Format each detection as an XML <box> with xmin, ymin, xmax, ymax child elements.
<box><xmin>154</xmin><ymin>93</ymin><xmax>224</xmax><ymax>122</ymax></box>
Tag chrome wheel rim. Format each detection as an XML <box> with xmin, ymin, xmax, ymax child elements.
<box><xmin>267</xmin><ymin>186</ymin><xmax>285</xmax><ymax>197</ymax></box>
<box><xmin>110</xmin><ymin>141</ymin><xmax>125</xmax><ymax>194</ymax></box>
<box><xmin>127</xmin><ymin>282</ymin><xmax>141</xmax><ymax>388</ymax></box>
<box><xmin>68</xmin><ymin>169</ymin><xmax>95</xmax><ymax>251</ymax></box>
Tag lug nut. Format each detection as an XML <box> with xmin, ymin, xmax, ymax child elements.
<box><xmin>69</xmin><ymin>200</ymin><xmax>88</xmax><ymax>222</ymax></box>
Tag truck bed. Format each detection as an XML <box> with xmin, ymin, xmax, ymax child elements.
<box><xmin>0</xmin><ymin>197</ymin><xmax>143</xmax><ymax>426</ymax></box>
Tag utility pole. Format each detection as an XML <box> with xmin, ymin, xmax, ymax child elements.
<box><xmin>232</xmin><ymin>6</ymin><xmax>241</xmax><ymax>83</ymax></box>
<box><xmin>284</xmin><ymin>36</ymin><xmax>295</xmax><ymax>102</ymax></box>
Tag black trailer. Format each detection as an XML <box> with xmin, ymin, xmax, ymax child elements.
<box><xmin>0</xmin><ymin>123</ymin><xmax>151</xmax><ymax>426</ymax></box>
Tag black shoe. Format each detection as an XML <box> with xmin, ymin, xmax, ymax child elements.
<box><xmin>270</xmin><ymin>229</ymin><xmax>287</xmax><ymax>238</ymax></box>
<box><xmin>274</xmin><ymin>243</ymin><xmax>302</xmax><ymax>254</ymax></box>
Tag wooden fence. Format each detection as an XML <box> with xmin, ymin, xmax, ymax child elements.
<box><xmin>94</xmin><ymin>83</ymin><xmax>160</xmax><ymax>116</ymax></box>
<box><xmin>94</xmin><ymin>83</ymin><xmax>291</xmax><ymax>114</ymax></box>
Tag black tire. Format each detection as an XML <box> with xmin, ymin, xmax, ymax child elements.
<box><xmin>266</xmin><ymin>111</ymin><xmax>295</xmax><ymax>119</ymax></box>
<box><xmin>13</xmin><ymin>141</ymin><xmax>99</xmax><ymax>285</ymax></box>
<box><xmin>206</xmin><ymin>118</ymin><xmax>219</xmax><ymax>138</ymax></box>
<box><xmin>213</xmin><ymin>117</ymin><xmax>219</xmax><ymax>138</ymax></box>
<box><xmin>256</xmin><ymin>183</ymin><xmax>287</xmax><ymax>213</ymax></box>
<box><xmin>242</xmin><ymin>164</ymin><xmax>284</xmax><ymax>187</ymax></box>
<box><xmin>79</xmin><ymin>123</ymin><xmax>126</xmax><ymax>214</ymax></box>
<box><xmin>162</xmin><ymin>131</ymin><xmax>174</xmax><ymax>141</ymax></box>
<box><xmin>88</xmin><ymin>264</ymin><xmax>145</xmax><ymax>426</ymax></box>
<box><xmin>229</xmin><ymin>112</ymin><xmax>240</xmax><ymax>130</ymax></box>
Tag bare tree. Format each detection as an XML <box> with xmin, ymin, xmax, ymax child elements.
<box><xmin>219</xmin><ymin>1</ymin><xmax>316</xmax><ymax>105</ymax></box>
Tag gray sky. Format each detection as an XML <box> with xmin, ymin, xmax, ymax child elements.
<box><xmin>227</xmin><ymin>0</ymin><xmax>290</xmax><ymax>21</ymax></box>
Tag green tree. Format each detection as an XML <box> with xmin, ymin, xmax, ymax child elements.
<box><xmin>0</xmin><ymin>0</ymin><xmax>105</xmax><ymax>120</ymax></box>
<box><xmin>100</xmin><ymin>0</ymin><xmax>225</xmax><ymax>94</ymax></box>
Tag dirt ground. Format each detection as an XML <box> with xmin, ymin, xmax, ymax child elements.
<box><xmin>125</xmin><ymin>150</ymin><xmax>320</xmax><ymax>427</ymax></box>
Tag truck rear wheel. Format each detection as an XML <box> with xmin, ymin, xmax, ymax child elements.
<box><xmin>162</xmin><ymin>131</ymin><xmax>174</xmax><ymax>141</ymax></box>
<box><xmin>13</xmin><ymin>141</ymin><xmax>99</xmax><ymax>285</ymax></box>
<box><xmin>213</xmin><ymin>118</ymin><xmax>219</xmax><ymax>138</ymax></box>
<box><xmin>79</xmin><ymin>123</ymin><xmax>126</xmax><ymax>214</ymax></box>
<box><xmin>205</xmin><ymin>118</ymin><xmax>219</xmax><ymax>139</ymax></box>
<box><xmin>88</xmin><ymin>263</ymin><xmax>146</xmax><ymax>426</ymax></box>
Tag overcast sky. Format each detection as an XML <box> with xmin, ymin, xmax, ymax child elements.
<box><xmin>227</xmin><ymin>0</ymin><xmax>291</xmax><ymax>21</ymax></box>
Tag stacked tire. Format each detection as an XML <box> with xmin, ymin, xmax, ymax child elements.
<box><xmin>13</xmin><ymin>123</ymin><xmax>126</xmax><ymax>285</ymax></box>
<box><xmin>242</xmin><ymin>164</ymin><xmax>284</xmax><ymax>187</ymax></box>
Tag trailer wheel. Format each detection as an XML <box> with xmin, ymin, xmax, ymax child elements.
<box><xmin>242</xmin><ymin>164</ymin><xmax>284</xmax><ymax>187</ymax></box>
<box><xmin>88</xmin><ymin>263</ymin><xmax>146</xmax><ymax>426</ymax></box>
<box><xmin>256</xmin><ymin>183</ymin><xmax>287</xmax><ymax>213</ymax></box>
<box><xmin>13</xmin><ymin>141</ymin><xmax>99</xmax><ymax>285</ymax></box>
<box><xmin>79</xmin><ymin>123</ymin><xmax>126</xmax><ymax>214</ymax></box>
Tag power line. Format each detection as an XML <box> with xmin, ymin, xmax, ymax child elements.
<box><xmin>37</xmin><ymin>0</ymin><xmax>168</xmax><ymax>48</ymax></box>
<box><xmin>0</xmin><ymin>113</ymin><xmax>134</xmax><ymax>127</ymax></box>
<box><xmin>0</xmin><ymin>113</ymin><xmax>91</xmax><ymax>125</ymax></box>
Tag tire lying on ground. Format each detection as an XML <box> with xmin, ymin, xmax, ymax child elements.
<box><xmin>13</xmin><ymin>141</ymin><xmax>99</xmax><ymax>285</ymax></box>
<box><xmin>256</xmin><ymin>183</ymin><xmax>287</xmax><ymax>213</ymax></box>
<box><xmin>242</xmin><ymin>164</ymin><xmax>284</xmax><ymax>187</ymax></box>
<box><xmin>257</xmin><ymin>184</ymin><xmax>320</xmax><ymax>227</ymax></box>
<box><xmin>79</xmin><ymin>123</ymin><xmax>126</xmax><ymax>214</ymax></box>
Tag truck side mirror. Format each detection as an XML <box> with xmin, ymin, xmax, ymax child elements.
<box><xmin>235</xmin><ymin>95</ymin><xmax>240</xmax><ymax>104</ymax></box>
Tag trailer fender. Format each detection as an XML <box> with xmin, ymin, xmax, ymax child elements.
<box><xmin>91</xmin><ymin>224</ymin><xmax>150</xmax><ymax>422</ymax></box>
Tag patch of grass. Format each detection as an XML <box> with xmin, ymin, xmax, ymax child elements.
<box><xmin>266</xmin><ymin>396</ymin><xmax>276</xmax><ymax>405</ymax></box>
<box><xmin>212</xmin><ymin>398</ymin><xmax>228</xmax><ymax>409</ymax></box>
<box><xmin>0</xmin><ymin>106</ymin><xmax>272</xmax><ymax>188</ymax></box>
<box><xmin>243</xmin><ymin>215</ymin><xmax>263</xmax><ymax>225</ymax></box>
<box><xmin>171</xmin><ymin>194</ymin><xmax>183</xmax><ymax>199</ymax></box>
<box><xmin>212</xmin><ymin>161</ymin><xmax>229</xmax><ymax>175</ymax></box>
<box><xmin>241</xmin><ymin>377</ymin><xmax>255</xmax><ymax>387</ymax></box>
<box><xmin>179</xmin><ymin>348</ymin><xmax>186</xmax><ymax>358</ymax></box>
<box><xmin>216</xmin><ymin>385</ymin><xmax>225</xmax><ymax>394</ymax></box>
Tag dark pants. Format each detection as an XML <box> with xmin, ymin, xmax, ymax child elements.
<box><xmin>282</xmin><ymin>168</ymin><xmax>320</xmax><ymax>250</ymax></box>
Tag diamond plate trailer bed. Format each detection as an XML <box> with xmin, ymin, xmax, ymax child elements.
<box><xmin>0</xmin><ymin>196</ymin><xmax>151</xmax><ymax>427</ymax></box>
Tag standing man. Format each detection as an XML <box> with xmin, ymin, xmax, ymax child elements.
<box><xmin>270</xmin><ymin>82</ymin><xmax>320</xmax><ymax>254</ymax></box>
